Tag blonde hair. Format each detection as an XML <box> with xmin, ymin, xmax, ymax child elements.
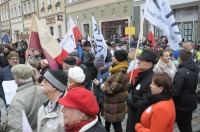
<box><xmin>128</xmin><ymin>49</ymin><xmax>138</xmax><ymax>60</ymax></box>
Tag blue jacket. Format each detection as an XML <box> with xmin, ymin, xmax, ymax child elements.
<box><xmin>0</xmin><ymin>65</ymin><xmax>14</xmax><ymax>98</ymax></box>
<box><xmin>95</xmin><ymin>67</ymin><xmax>109</xmax><ymax>104</ymax></box>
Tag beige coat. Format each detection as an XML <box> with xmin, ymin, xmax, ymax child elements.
<box><xmin>1</xmin><ymin>82</ymin><xmax>46</xmax><ymax>132</ymax></box>
<box><xmin>37</xmin><ymin>99</ymin><xmax>65</xmax><ymax>132</ymax></box>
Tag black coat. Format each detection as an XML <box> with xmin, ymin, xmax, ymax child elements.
<box><xmin>85</xmin><ymin>122</ymin><xmax>106</xmax><ymax>132</ymax></box>
<box><xmin>173</xmin><ymin>59</ymin><xmax>199</xmax><ymax>112</ymax></box>
<box><xmin>126</xmin><ymin>68</ymin><xmax>154</xmax><ymax>132</ymax></box>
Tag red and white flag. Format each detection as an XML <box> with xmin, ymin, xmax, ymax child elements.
<box><xmin>60</xmin><ymin>16</ymin><xmax>82</xmax><ymax>54</ymax></box>
<box><xmin>29</xmin><ymin>14</ymin><xmax>68</xmax><ymax>69</ymax></box>
<box><xmin>148</xmin><ymin>24</ymin><xmax>156</xmax><ymax>52</ymax></box>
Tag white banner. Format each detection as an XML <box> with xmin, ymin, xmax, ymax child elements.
<box><xmin>92</xmin><ymin>16</ymin><xmax>107</xmax><ymax>59</ymax></box>
<box><xmin>60</xmin><ymin>16</ymin><xmax>76</xmax><ymax>54</ymax></box>
<box><xmin>144</xmin><ymin>0</ymin><xmax>182</xmax><ymax>51</ymax></box>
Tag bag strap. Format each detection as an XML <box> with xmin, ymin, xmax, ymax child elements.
<box><xmin>27</xmin><ymin>85</ymin><xmax>37</xmax><ymax>119</ymax></box>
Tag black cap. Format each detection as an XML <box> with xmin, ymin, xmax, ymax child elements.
<box><xmin>62</xmin><ymin>57</ymin><xmax>76</xmax><ymax>65</ymax></box>
<box><xmin>84</xmin><ymin>41</ymin><xmax>91</xmax><ymax>47</ymax></box>
<box><xmin>69</xmin><ymin>51</ymin><xmax>79</xmax><ymax>57</ymax></box>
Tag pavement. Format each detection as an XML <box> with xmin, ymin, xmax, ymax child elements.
<box><xmin>101</xmin><ymin>104</ymin><xmax>200</xmax><ymax>132</ymax></box>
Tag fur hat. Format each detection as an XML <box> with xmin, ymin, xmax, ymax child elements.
<box><xmin>58</xmin><ymin>88</ymin><xmax>99</xmax><ymax>116</ymax></box>
<box><xmin>44</xmin><ymin>70</ymin><xmax>68</xmax><ymax>92</ymax></box>
<box><xmin>94</xmin><ymin>55</ymin><xmax>105</xmax><ymax>68</ymax></box>
<box><xmin>114</xmin><ymin>50</ymin><xmax>128</xmax><ymax>62</ymax></box>
<box><xmin>11</xmin><ymin>64</ymin><xmax>33</xmax><ymax>79</ymax></box>
<box><xmin>68</xmin><ymin>66</ymin><xmax>85</xmax><ymax>83</ymax></box>
<box><xmin>138</xmin><ymin>50</ymin><xmax>156</xmax><ymax>63</ymax></box>
<box><xmin>62</xmin><ymin>57</ymin><xmax>76</xmax><ymax>65</ymax></box>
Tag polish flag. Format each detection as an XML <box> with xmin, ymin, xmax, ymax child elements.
<box><xmin>148</xmin><ymin>24</ymin><xmax>156</xmax><ymax>52</ymax></box>
<box><xmin>29</xmin><ymin>14</ymin><xmax>68</xmax><ymax>69</ymax></box>
<box><xmin>60</xmin><ymin>16</ymin><xmax>82</xmax><ymax>54</ymax></box>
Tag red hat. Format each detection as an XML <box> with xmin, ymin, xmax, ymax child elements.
<box><xmin>58</xmin><ymin>88</ymin><xmax>99</xmax><ymax>116</ymax></box>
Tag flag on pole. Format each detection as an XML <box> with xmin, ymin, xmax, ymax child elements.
<box><xmin>144</xmin><ymin>0</ymin><xmax>181</xmax><ymax>51</ymax></box>
<box><xmin>92</xmin><ymin>16</ymin><xmax>107</xmax><ymax>59</ymax></box>
<box><xmin>60</xmin><ymin>16</ymin><xmax>82</xmax><ymax>54</ymax></box>
<box><xmin>148</xmin><ymin>25</ymin><xmax>156</xmax><ymax>52</ymax></box>
<box><xmin>29</xmin><ymin>14</ymin><xmax>68</xmax><ymax>69</ymax></box>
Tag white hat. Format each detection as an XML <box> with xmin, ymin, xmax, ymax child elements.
<box><xmin>68</xmin><ymin>66</ymin><xmax>85</xmax><ymax>83</ymax></box>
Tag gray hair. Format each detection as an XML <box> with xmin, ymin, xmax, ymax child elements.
<box><xmin>28</xmin><ymin>57</ymin><xmax>39</xmax><ymax>67</ymax></box>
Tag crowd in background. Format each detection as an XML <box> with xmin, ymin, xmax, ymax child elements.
<box><xmin>0</xmin><ymin>35</ymin><xmax>199</xmax><ymax>132</ymax></box>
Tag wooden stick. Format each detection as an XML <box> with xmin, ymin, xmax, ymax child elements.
<box><xmin>129</xmin><ymin>16</ymin><xmax>145</xmax><ymax>84</ymax></box>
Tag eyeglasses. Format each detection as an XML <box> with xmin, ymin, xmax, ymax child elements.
<box><xmin>9</xmin><ymin>58</ymin><xmax>19</xmax><ymax>61</ymax></box>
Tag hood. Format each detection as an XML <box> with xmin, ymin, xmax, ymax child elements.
<box><xmin>178</xmin><ymin>59</ymin><xmax>199</xmax><ymax>72</ymax></box>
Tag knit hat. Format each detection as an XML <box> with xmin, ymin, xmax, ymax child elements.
<box><xmin>62</xmin><ymin>57</ymin><xmax>76</xmax><ymax>65</ymax></box>
<box><xmin>114</xmin><ymin>50</ymin><xmax>128</xmax><ymax>62</ymax></box>
<box><xmin>69</xmin><ymin>51</ymin><xmax>79</xmax><ymax>57</ymax></box>
<box><xmin>173</xmin><ymin>50</ymin><xmax>179</xmax><ymax>60</ymax></box>
<box><xmin>58</xmin><ymin>88</ymin><xmax>99</xmax><ymax>116</ymax></box>
<box><xmin>11</xmin><ymin>64</ymin><xmax>33</xmax><ymax>79</ymax></box>
<box><xmin>43</xmin><ymin>70</ymin><xmax>68</xmax><ymax>92</ymax></box>
<box><xmin>68</xmin><ymin>66</ymin><xmax>85</xmax><ymax>83</ymax></box>
<box><xmin>94</xmin><ymin>55</ymin><xmax>105</xmax><ymax>68</ymax></box>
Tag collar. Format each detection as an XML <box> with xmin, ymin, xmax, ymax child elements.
<box><xmin>43</xmin><ymin>92</ymin><xmax>65</xmax><ymax>112</ymax></box>
<box><xmin>16</xmin><ymin>81</ymin><xmax>34</xmax><ymax>92</ymax></box>
<box><xmin>79</xmin><ymin>116</ymin><xmax>98</xmax><ymax>132</ymax></box>
<box><xmin>157</xmin><ymin>59</ymin><xmax>173</xmax><ymax>69</ymax></box>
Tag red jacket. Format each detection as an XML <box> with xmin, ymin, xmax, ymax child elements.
<box><xmin>135</xmin><ymin>99</ymin><xmax>176</xmax><ymax>132</ymax></box>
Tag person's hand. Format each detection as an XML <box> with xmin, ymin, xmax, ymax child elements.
<box><xmin>126</xmin><ymin>83</ymin><xmax>132</xmax><ymax>92</ymax></box>
<box><xmin>93</xmin><ymin>79</ymin><xmax>99</xmax><ymax>86</ymax></box>
<box><xmin>100</xmin><ymin>83</ymin><xmax>105</xmax><ymax>91</ymax></box>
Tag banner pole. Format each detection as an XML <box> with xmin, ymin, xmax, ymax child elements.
<box><xmin>129</xmin><ymin>15</ymin><xmax>144</xmax><ymax>84</ymax></box>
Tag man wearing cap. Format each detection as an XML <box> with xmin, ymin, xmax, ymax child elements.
<box><xmin>69</xmin><ymin>51</ymin><xmax>87</xmax><ymax>75</ymax></box>
<box><xmin>0</xmin><ymin>52</ymin><xmax>20</xmax><ymax>117</ymax></box>
<box><xmin>37</xmin><ymin>69</ymin><xmax>68</xmax><ymax>132</ymax></box>
<box><xmin>82</xmin><ymin>41</ymin><xmax>96</xmax><ymax>89</ymax></box>
<box><xmin>62</xmin><ymin>56</ymin><xmax>76</xmax><ymax>73</ymax></box>
<box><xmin>58</xmin><ymin>88</ymin><xmax>106</xmax><ymax>132</ymax></box>
<box><xmin>1</xmin><ymin>64</ymin><xmax>46</xmax><ymax>131</ymax></box>
<box><xmin>126</xmin><ymin>50</ymin><xmax>157</xmax><ymax>132</ymax></box>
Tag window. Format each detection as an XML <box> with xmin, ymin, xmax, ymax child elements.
<box><xmin>183</xmin><ymin>22</ymin><xmax>193</xmax><ymax>41</ymax></box>
<box><xmin>33</xmin><ymin>0</ymin><xmax>35</xmax><ymax>11</ymax></box>
<box><xmin>18</xmin><ymin>6</ymin><xmax>21</xmax><ymax>16</ymax></box>
<box><xmin>41</xmin><ymin>0</ymin><xmax>44</xmax><ymax>8</ymax></box>
<box><xmin>14</xmin><ymin>7</ymin><xmax>17</xmax><ymax>18</ymax></box>
<box><xmin>24</xmin><ymin>3</ymin><xmax>26</xmax><ymax>14</ymax></box>
<box><xmin>11</xmin><ymin>8</ymin><xmax>13</xmax><ymax>18</ymax></box>
<box><xmin>48</xmin><ymin>0</ymin><xmax>51</xmax><ymax>5</ymax></box>
<box><xmin>50</xmin><ymin>27</ymin><xmax>53</xmax><ymax>35</ymax></box>
<box><xmin>28</xmin><ymin>2</ymin><xmax>31</xmax><ymax>13</ymax></box>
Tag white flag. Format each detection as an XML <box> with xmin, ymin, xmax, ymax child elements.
<box><xmin>60</xmin><ymin>16</ymin><xmax>82</xmax><ymax>54</ymax></box>
<box><xmin>22</xmin><ymin>110</ymin><xmax>33</xmax><ymax>132</ymax></box>
<box><xmin>144</xmin><ymin>0</ymin><xmax>182</xmax><ymax>51</ymax></box>
<box><xmin>92</xmin><ymin>16</ymin><xmax>107</xmax><ymax>59</ymax></box>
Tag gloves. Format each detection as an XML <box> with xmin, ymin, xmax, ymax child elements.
<box><xmin>126</xmin><ymin>83</ymin><xmax>132</xmax><ymax>92</ymax></box>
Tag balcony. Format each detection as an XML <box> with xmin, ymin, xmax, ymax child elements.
<box><xmin>41</xmin><ymin>7</ymin><xmax>45</xmax><ymax>11</ymax></box>
<box><xmin>47</xmin><ymin>5</ymin><xmax>52</xmax><ymax>9</ymax></box>
<box><xmin>55</xmin><ymin>2</ymin><xmax>61</xmax><ymax>7</ymax></box>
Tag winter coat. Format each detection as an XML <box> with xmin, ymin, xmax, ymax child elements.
<box><xmin>126</xmin><ymin>67</ymin><xmax>154</xmax><ymax>132</ymax></box>
<box><xmin>153</xmin><ymin>59</ymin><xmax>177</xmax><ymax>80</ymax></box>
<box><xmin>101</xmin><ymin>61</ymin><xmax>128</xmax><ymax>122</ymax></box>
<box><xmin>37</xmin><ymin>94</ymin><xmax>65</xmax><ymax>132</ymax></box>
<box><xmin>1</xmin><ymin>82</ymin><xmax>47</xmax><ymax>132</ymax></box>
<box><xmin>173</xmin><ymin>59</ymin><xmax>199</xmax><ymax>112</ymax></box>
<box><xmin>79</xmin><ymin>116</ymin><xmax>106</xmax><ymax>132</ymax></box>
<box><xmin>135</xmin><ymin>99</ymin><xmax>176</xmax><ymax>132</ymax></box>
<box><xmin>0</xmin><ymin>65</ymin><xmax>13</xmax><ymax>98</ymax></box>
<box><xmin>81</xmin><ymin>49</ymin><xmax>96</xmax><ymax>89</ymax></box>
<box><xmin>94</xmin><ymin>67</ymin><xmax>110</xmax><ymax>105</ymax></box>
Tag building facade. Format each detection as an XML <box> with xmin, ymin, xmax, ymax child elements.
<box><xmin>38</xmin><ymin>0</ymin><xmax>65</xmax><ymax>39</ymax></box>
<box><xmin>0</xmin><ymin>0</ymin><xmax>11</xmax><ymax>43</ymax></box>
<box><xmin>9</xmin><ymin>0</ymin><xmax>24</xmax><ymax>42</ymax></box>
<box><xmin>65</xmin><ymin>0</ymin><xmax>133</xmax><ymax>39</ymax></box>
<box><xmin>135</xmin><ymin>0</ymin><xmax>200</xmax><ymax>42</ymax></box>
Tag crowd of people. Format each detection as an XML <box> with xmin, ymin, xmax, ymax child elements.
<box><xmin>0</xmin><ymin>35</ymin><xmax>199</xmax><ymax>132</ymax></box>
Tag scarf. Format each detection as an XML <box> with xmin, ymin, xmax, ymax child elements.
<box><xmin>68</xmin><ymin>83</ymin><xmax>85</xmax><ymax>90</ymax></box>
<box><xmin>65</xmin><ymin>116</ymin><xmax>96</xmax><ymax>132</ymax></box>
<box><xmin>109</xmin><ymin>61</ymin><xmax>129</xmax><ymax>74</ymax></box>
<box><xmin>134</xmin><ymin>94</ymin><xmax>171</xmax><ymax>125</ymax></box>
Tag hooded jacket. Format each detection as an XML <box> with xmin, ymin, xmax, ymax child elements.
<box><xmin>173</xmin><ymin>59</ymin><xmax>199</xmax><ymax>112</ymax></box>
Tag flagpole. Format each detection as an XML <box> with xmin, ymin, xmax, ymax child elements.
<box><xmin>129</xmin><ymin>15</ymin><xmax>144</xmax><ymax>84</ymax></box>
<box><xmin>25</xmin><ymin>14</ymin><xmax>35</xmax><ymax>64</ymax></box>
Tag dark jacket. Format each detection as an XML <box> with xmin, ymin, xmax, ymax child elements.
<box><xmin>0</xmin><ymin>53</ymin><xmax>9</xmax><ymax>68</ymax></box>
<box><xmin>81</xmin><ymin>49</ymin><xmax>96</xmax><ymax>89</ymax></box>
<box><xmin>173</xmin><ymin>59</ymin><xmax>199</xmax><ymax>112</ymax></box>
<box><xmin>126</xmin><ymin>67</ymin><xmax>154</xmax><ymax>132</ymax></box>
<box><xmin>95</xmin><ymin>67</ymin><xmax>110</xmax><ymax>105</ymax></box>
<box><xmin>0</xmin><ymin>65</ymin><xmax>13</xmax><ymax>99</ymax></box>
